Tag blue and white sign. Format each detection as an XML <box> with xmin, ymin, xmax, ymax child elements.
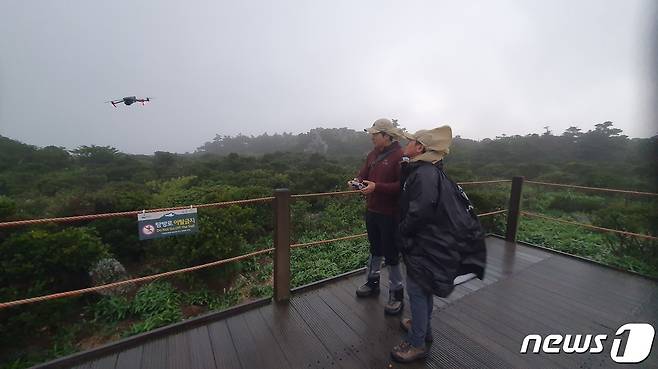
<box><xmin>138</xmin><ymin>208</ymin><xmax>198</xmax><ymax>240</ymax></box>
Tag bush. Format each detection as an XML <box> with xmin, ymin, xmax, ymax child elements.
<box><xmin>0</xmin><ymin>195</ymin><xmax>16</xmax><ymax>220</ymax></box>
<box><xmin>88</xmin><ymin>258</ymin><xmax>131</xmax><ymax>296</ymax></box>
<box><xmin>0</xmin><ymin>227</ymin><xmax>110</xmax><ymax>297</ymax></box>
<box><xmin>91</xmin><ymin>295</ymin><xmax>131</xmax><ymax>323</ymax></box>
<box><xmin>548</xmin><ymin>193</ymin><xmax>605</xmax><ymax>213</ymax></box>
<box><xmin>290</xmin><ymin>238</ymin><xmax>369</xmax><ymax>287</ymax></box>
<box><xmin>147</xmin><ymin>206</ymin><xmax>256</xmax><ymax>275</ymax></box>
<box><xmin>128</xmin><ymin>282</ymin><xmax>182</xmax><ymax>335</ymax></box>
<box><xmin>0</xmin><ymin>228</ymin><xmax>109</xmax><ymax>354</ymax></box>
<box><xmin>467</xmin><ymin>188</ymin><xmax>508</xmax><ymax>213</ymax></box>
<box><xmin>593</xmin><ymin>201</ymin><xmax>658</xmax><ymax>265</ymax></box>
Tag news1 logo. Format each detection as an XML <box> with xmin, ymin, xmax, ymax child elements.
<box><xmin>520</xmin><ymin>323</ymin><xmax>655</xmax><ymax>364</ymax></box>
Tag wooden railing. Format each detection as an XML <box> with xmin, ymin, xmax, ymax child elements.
<box><xmin>1</xmin><ymin>177</ymin><xmax>655</xmax><ymax>309</ymax></box>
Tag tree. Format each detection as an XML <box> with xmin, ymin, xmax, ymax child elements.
<box><xmin>562</xmin><ymin>126</ymin><xmax>582</xmax><ymax>139</ymax></box>
<box><xmin>594</xmin><ymin>121</ymin><xmax>625</xmax><ymax>138</ymax></box>
<box><xmin>153</xmin><ymin>151</ymin><xmax>178</xmax><ymax>178</ymax></box>
<box><xmin>70</xmin><ymin>145</ymin><xmax>121</xmax><ymax>165</ymax></box>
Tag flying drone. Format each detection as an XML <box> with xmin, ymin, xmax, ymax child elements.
<box><xmin>106</xmin><ymin>96</ymin><xmax>151</xmax><ymax>107</ymax></box>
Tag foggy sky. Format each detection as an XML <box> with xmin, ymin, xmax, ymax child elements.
<box><xmin>0</xmin><ymin>0</ymin><xmax>655</xmax><ymax>154</ymax></box>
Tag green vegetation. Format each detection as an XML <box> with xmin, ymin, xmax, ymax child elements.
<box><xmin>0</xmin><ymin>122</ymin><xmax>656</xmax><ymax>368</ymax></box>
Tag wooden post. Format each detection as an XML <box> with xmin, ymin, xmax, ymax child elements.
<box><xmin>505</xmin><ymin>176</ymin><xmax>524</xmax><ymax>242</ymax></box>
<box><xmin>273</xmin><ymin>188</ymin><xmax>291</xmax><ymax>302</ymax></box>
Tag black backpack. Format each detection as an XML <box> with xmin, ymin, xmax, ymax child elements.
<box><xmin>435</xmin><ymin>167</ymin><xmax>486</xmax><ymax>242</ymax></box>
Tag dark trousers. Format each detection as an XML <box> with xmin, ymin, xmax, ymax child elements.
<box><xmin>365</xmin><ymin>210</ymin><xmax>400</xmax><ymax>266</ymax></box>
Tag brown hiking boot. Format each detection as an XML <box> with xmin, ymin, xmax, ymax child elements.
<box><xmin>356</xmin><ymin>276</ymin><xmax>380</xmax><ymax>297</ymax></box>
<box><xmin>390</xmin><ymin>341</ymin><xmax>429</xmax><ymax>363</ymax></box>
<box><xmin>384</xmin><ymin>288</ymin><xmax>404</xmax><ymax>315</ymax></box>
<box><xmin>399</xmin><ymin>318</ymin><xmax>434</xmax><ymax>342</ymax></box>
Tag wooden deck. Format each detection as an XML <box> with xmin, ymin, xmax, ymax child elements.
<box><xmin>34</xmin><ymin>237</ymin><xmax>658</xmax><ymax>369</ymax></box>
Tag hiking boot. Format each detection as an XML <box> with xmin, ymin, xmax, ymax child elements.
<box><xmin>399</xmin><ymin>318</ymin><xmax>434</xmax><ymax>342</ymax></box>
<box><xmin>356</xmin><ymin>276</ymin><xmax>380</xmax><ymax>297</ymax></box>
<box><xmin>384</xmin><ymin>288</ymin><xmax>404</xmax><ymax>315</ymax></box>
<box><xmin>390</xmin><ymin>341</ymin><xmax>429</xmax><ymax>363</ymax></box>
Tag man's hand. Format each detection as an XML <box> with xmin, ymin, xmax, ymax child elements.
<box><xmin>360</xmin><ymin>180</ymin><xmax>376</xmax><ymax>195</ymax></box>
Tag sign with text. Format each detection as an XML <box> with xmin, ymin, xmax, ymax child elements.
<box><xmin>138</xmin><ymin>208</ymin><xmax>198</xmax><ymax>240</ymax></box>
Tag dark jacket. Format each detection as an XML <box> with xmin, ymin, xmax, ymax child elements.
<box><xmin>357</xmin><ymin>142</ymin><xmax>403</xmax><ymax>216</ymax></box>
<box><xmin>399</xmin><ymin>160</ymin><xmax>487</xmax><ymax>297</ymax></box>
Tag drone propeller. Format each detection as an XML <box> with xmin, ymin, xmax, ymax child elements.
<box><xmin>104</xmin><ymin>99</ymin><xmax>122</xmax><ymax>107</ymax></box>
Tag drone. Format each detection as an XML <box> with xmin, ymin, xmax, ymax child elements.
<box><xmin>106</xmin><ymin>96</ymin><xmax>151</xmax><ymax>107</ymax></box>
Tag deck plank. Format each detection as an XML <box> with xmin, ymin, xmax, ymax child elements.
<box><xmin>140</xmin><ymin>338</ymin><xmax>167</xmax><ymax>369</ymax></box>
<box><xmin>224</xmin><ymin>314</ymin><xmax>265</xmax><ymax>369</ymax></box>
<box><xmin>259</xmin><ymin>303</ymin><xmax>338</xmax><ymax>368</ymax></box>
<box><xmin>186</xmin><ymin>326</ymin><xmax>216</xmax><ymax>369</ymax></box>
<box><xmin>88</xmin><ymin>355</ymin><xmax>118</xmax><ymax>369</ymax></box>
<box><xmin>241</xmin><ymin>308</ymin><xmax>291</xmax><ymax>369</ymax></box>
<box><xmin>207</xmin><ymin>320</ymin><xmax>242</xmax><ymax>369</ymax></box>
<box><xmin>290</xmin><ymin>290</ymin><xmax>365</xmax><ymax>369</ymax></box>
<box><xmin>31</xmin><ymin>237</ymin><xmax>658</xmax><ymax>369</ymax></box>
<box><xmin>114</xmin><ymin>345</ymin><xmax>142</xmax><ymax>369</ymax></box>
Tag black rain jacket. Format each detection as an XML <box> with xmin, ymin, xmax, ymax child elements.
<box><xmin>399</xmin><ymin>160</ymin><xmax>487</xmax><ymax>297</ymax></box>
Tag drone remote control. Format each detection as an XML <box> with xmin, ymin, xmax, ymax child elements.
<box><xmin>348</xmin><ymin>180</ymin><xmax>366</xmax><ymax>190</ymax></box>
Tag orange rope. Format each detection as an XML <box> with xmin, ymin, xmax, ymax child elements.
<box><xmin>289</xmin><ymin>181</ymin><xmax>510</xmax><ymax>199</ymax></box>
<box><xmin>291</xmin><ymin>233</ymin><xmax>368</xmax><ymax>249</ymax></box>
<box><xmin>0</xmin><ymin>247</ymin><xmax>274</xmax><ymax>309</ymax></box>
<box><xmin>291</xmin><ymin>190</ymin><xmax>360</xmax><ymax>199</ymax></box>
<box><xmin>457</xmin><ymin>180</ymin><xmax>511</xmax><ymax>185</ymax></box>
<box><xmin>0</xmin><ymin>209</ymin><xmax>506</xmax><ymax>309</ymax></box>
<box><xmin>521</xmin><ymin>211</ymin><xmax>657</xmax><ymax>241</ymax></box>
<box><xmin>477</xmin><ymin>209</ymin><xmax>507</xmax><ymax>217</ymax></box>
<box><xmin>290</xmin><ymin>209</ymin><xmax>505</xmax><ymax>248</ymax></box>
<box><xmin>0</xmin><ymin>197</ymin><xmax>275</xmax><ymax>229</ymax></box>
<box><xmin>525</xmin><ymin>181</ymin><xmax>657</xmax><ymax>197</ymax></box>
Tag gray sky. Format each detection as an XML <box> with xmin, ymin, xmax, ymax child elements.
<box><xmin>1</xmin><ymin>0</ymin><xmax>655</xmax><ymax>154</ymax></box>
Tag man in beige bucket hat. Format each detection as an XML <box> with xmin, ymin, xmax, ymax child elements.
<box><xmin>391</xmin><ymin>125</ymin><xmax>487</xmax><ymax>363</ymax></box>
<box><xmin>399</xmin><ymin>126</ymin><xmax>452</xmax><ymax>163</ymax></box>
<box><xmin>350</xmin><ymin>118</ymin><xmax>406</xmax><ymax>315</ymax></box>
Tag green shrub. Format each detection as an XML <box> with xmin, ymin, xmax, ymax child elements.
<box><xmin>132</xmin><ymin>282</ymin><xmax>181</xmax><ymax>318</ymax></box>
<box><xmin>208</xmin><ymin>288</ymin><xmax>242</xmax><ymax>311</ymax></box>
<box><xmin>147</xmin><ymin>206</ymin><xmax>255</xmax><ymax>275</ymax></box>
<box><xmin>0</xmin><ymin>228</ymin><xmax>110</xmax><ymax>296</ymax></box>
<box><xmin>467</xmin><ymin>189</ymin><xmax>508</xmax><ymax>213</ymax></box>
<box><xmin>548</xmin><ymin>192</ymin><xmax>605</xmax><ymax>212</ymax></box>
<box><xmin>91</xmin><ymin>296</ymin><xmax>131</xmax><ymax>323</ymax></box>
<box><xmin>290</xmin><ymin>238</ymin><xmax>368</xmax><ymax>287</ymax></box>
<box><xmin>593</xmin><ymin>201</ymin><xmax>658</xmax><ymax>264</ymax></box>
<box><xmin>0</xmin><ymin>195</ymin><xmax>16</xmax><ymax>220</ymax></box>
<box><xmin>128</xmin><ymin>282</ymin><xmax>182</xmax><ymax>335</ymax></box>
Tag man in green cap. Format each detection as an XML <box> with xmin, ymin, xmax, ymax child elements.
<box><xmin>350</xmin><ymin>118</ymin><xmax>406</xmax><ymax>315</ymax></box>
<box><xmin>391</xmin><ymin>125</ymin><xmax>487</xmax><ymax>363</ymax></box>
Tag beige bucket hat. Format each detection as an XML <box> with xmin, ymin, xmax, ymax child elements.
<box><xmin>364</xmin><ymin>118</ymin><xmax>404</xmax><ymax>140</ymax></box>
<box><xmin>401</xmin><ymin>125</ymin><xmax>453</xmax><ymax>163</ymax></box>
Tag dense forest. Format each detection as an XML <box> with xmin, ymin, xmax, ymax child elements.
<box><xmin>0</xmin><ymin>121</ymin><xmax>656</xmax><ymax>368</ymax></box>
